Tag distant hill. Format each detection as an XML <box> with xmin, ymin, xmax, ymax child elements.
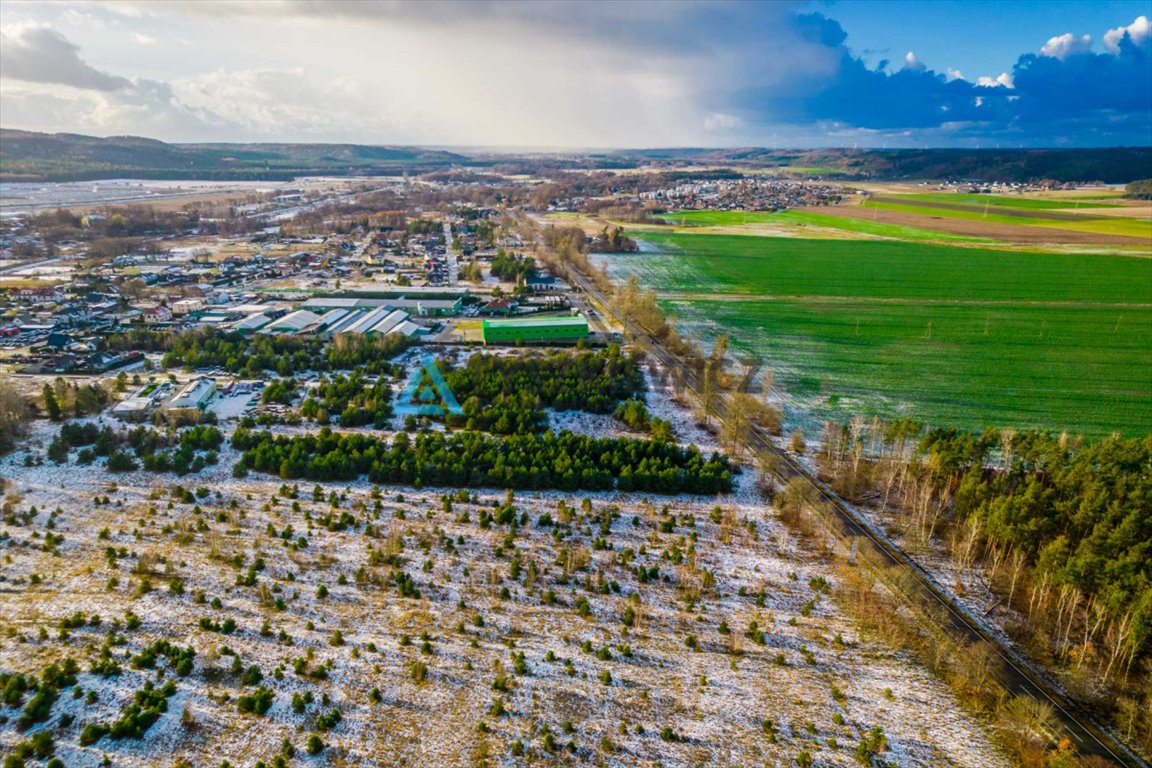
<box><xmin>610</xmin><ymin>147</ymin><xmax>1152</xmax><ymax>184</ymax></box>
<box><xmin>2</xmin><ymin>129</ymin><xmax>1149</xmax><ymax>183</ymax></box>
<box><xmin>0</xmin><ymin>130</ymin><xmax>471</xmax><ymax>182</ymax></box>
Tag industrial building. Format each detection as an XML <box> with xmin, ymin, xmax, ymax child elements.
<box><xmin>481</xmin><ymin>315</ymin><xmax>588</xmax><ymax>344</ymax></box>
<box><xmin>302</xmin><ymin>293</ymin><xmax>463</xmax><ymax>317</ymax></box>
<box><xmin>261</xmin><ymin>309</ymin><xmax>323</xmax><ymax>334</ymax></box>
<box><xmin>315</xmin><ymin>307</ymin><xmax>420</xmax><ymax>338</ymax></box>
<box><xmin>231</xmin><ymin>313</ymin><xmax>273</xmax><ymax>333</ymax></box>
<box><xmin>112</xmin><ymin>396</ymin><xmax>154</xmax><ymax>422</ymax></box>
<box><xmin>167</xmin><ymin>377</ymin><xmax>217</xmax><ymax>411</ymax></box>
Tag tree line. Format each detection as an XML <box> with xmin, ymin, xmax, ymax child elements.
<box><xmin>233</xmin><ymin>427</ymin><xmax>732</xmax><ymax>494</ymax></box>
<box><xmin>539</xmin><ymin>227</ymin><xmax>703</xmax><ymax>365</ymax></box>
<box><xmin>106</xmin><ymin>328</ymin><xmax>412</xmax><ymax>377</ymax></box>
<box><xmin>817</xmin><ymin>419</ymin><xmax>1152</xmax><ymax>753</ymax></box>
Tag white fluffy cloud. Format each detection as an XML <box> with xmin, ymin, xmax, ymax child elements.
<box><xmin>976</xmin><ymin>72</ymin><xmax>1015</xmax><ymax>88</ymax></box>
<box><xmin>1104</xmin><ymin>15</ymin><xmax>1151</xmax><ymax>53</ymax></box>
<box><xmin>903</xmin><ymin>51</ymin><xmax>926</xmax><ymax>71</ymax></box>
<box><xmin>1040</xmin><ymin>32</ymin><xmax>1092</xmax><ymax>60</ymax></box>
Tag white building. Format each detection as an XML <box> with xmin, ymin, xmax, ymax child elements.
<box><xmin>167</xmin><ymin>378</ymin><xmax>217</xmax><ymax>411</ymax></box>
<box><xmin>171</xmin><ymin>298</ymin><xmax>205</xmax><ymax>316</ymax></box>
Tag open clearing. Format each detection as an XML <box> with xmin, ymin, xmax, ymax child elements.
<box><xmin>601</xmin><ymin>233</ymin><xmax>1152</xmax><ymax>435</ymax></box>
<box><xmin>0</xmin><ymin>362</ymin><xmax>1010</xmax><ymax>767</ymax></box>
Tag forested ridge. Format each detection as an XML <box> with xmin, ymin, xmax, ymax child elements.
<box><xmin>233</xmin><ymin>427</ymin><xmax>732</xmax><ymax>494</ymax></box>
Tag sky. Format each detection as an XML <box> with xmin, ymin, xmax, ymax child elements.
<box><xmin>0</xmin><ymin>0</ymin><xmax>1149</xmax><ymax>149</ymax></box>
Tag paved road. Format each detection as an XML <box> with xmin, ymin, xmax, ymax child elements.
<box><xmin>564</xmin><ymin>263</ymin><xmax>1145</xmax><ymax>768</ymax></box>
<box><xmin>0</xmin><ymin>255</ymin><xmax>67</xmax><ymax>275</ymax></box>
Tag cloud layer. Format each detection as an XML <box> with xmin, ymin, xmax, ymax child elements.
<box><xmin>728</xmin><ymin>11</ymin><xmax>1152</xmax><ymax>145</ymax></box>
<box><xmin>0</xmin><ymin>2</ymin><xmax>1148</xmax><ymax>147</ymax></box>
<box><xmin>0</xmin><ymin>24</ymin><xmax>132</xmax><ymax>91</ymax></box>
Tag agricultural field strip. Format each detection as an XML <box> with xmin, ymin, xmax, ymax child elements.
<box><xmin>659</xmin><ymin>210</ymin><xmax>1003</xmax><ymax>244</ymax></box>
<box><xmin>856</xmin><ymin>196</ymin><xmax>1108</xmax><ymax>221</ymax></box>
<box><xmin>787</xmin><ymin>206</ymin><xmax>1152</xmax><ymax>250</ymax></box>
<box><xmin>886</xmin><ymin>193</ymin><xmax>1118</xmax><ymax>210</ymax></box>
<box><xmin>656</xmin><ymin>293</ymin><xmax>1152</xmax><ymax>308</ymax></box>
<box><xmin>862</xmin><ymin>200</ymin><xmax>1152</xmax><ymax>239</ymax></box>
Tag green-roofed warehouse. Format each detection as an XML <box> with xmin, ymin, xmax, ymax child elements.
<box><xmin>481</xmin><ymin>315</ymin><xmax>589</xmax><ymax>344</ymax></box>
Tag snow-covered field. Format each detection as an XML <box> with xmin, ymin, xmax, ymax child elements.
<box><xmin>0</xmin><ymin>373</ymin><xmax>1009</xmax><ymax>767</ymax></box>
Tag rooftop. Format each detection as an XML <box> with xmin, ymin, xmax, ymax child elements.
<box><xmin>482</xmin><ymin>315</ymin><xmax>587</xmax><ymax>329</ymax></box>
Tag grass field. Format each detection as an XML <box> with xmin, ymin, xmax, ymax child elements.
<box><xmin>662</xmin><ymin>210</ymin><xmax>1000</xmax><ymax>243</ymax></box>
<box><xmin>606</xmin><ymin>232</ymin><xmax>1152</xmax><ymax>435</ymax></box>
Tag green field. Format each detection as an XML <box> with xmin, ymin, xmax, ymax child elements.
<box><xmin>661</xmin><ymin>210</ymin><xmax>1000</xmax><ymax>243</ymax></box>
<box><xmin>608</xmin><ymin>232</ymin><xmax>1152</xmax><ymax>435</ymax></box>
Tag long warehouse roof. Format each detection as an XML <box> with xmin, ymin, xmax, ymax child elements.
<box><xmin>483</xmin><ymin>315</ymin><xmax>587</xmax><ymax>328</ymax></box>
<box><xmin>368</xmin><ymin>309</ymin><xmax>408</xmax><ymax>335</ymax></box>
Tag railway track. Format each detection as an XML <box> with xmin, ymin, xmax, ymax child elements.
<box><xmin>565</xmin><ymin>265</ymin><xmax>1146</xmax><ymax>767</ymax></box>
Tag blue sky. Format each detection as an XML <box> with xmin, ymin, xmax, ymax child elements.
<box><xmin>803</xmin><ymin>0</ymin><xmax>1150</xmax><ymax>77</ymax></box>
<box><xmin>0</xmin><ymin>1</ymin><xmax>1149</xmax><ymax>148</ymax></box>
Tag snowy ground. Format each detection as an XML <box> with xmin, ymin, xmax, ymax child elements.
<box><xmin>0</xmin><ymin>372</ymin><xmax>1010</xmax><ymax>767</ymax></box>
<box><xmin>208</xmin><ymin>391</ymin><xmax>257</xmax><ymax>421</ymax></box>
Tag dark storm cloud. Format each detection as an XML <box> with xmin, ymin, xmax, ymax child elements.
<box><xmin>315</xmin><ymin>2</ymin><xmax>1150</xmax><ymax>144</ymax></box>
<box><xmin>730</xmin><ymin>13</ymin><xmax>1152</xmax><ymax>144</ymax></box>
<box><xmin>0</xmin><ymin>24</ymin><xmax>132</xmax><ymax>91</ymax></box>
<box><xmin>1011</xmin><ymin>38</ymin><xmax>1152</xmax><ymax>120</ymax></box>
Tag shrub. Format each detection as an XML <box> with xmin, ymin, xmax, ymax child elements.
<box><xmin>237</xmin><ymin>686</ymin><xmax>275</xmax><ymax>716</ymax></box>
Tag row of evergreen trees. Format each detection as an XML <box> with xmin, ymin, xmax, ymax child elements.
<box><xmin>105</xmin><ymin>329</ymin><xmax>412</xmax><ymax>378</ymax></box>
<box><xmin>233</xmin><ymin>427</ymin><xmax>731</xmax><ymax>494</ymax></box>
